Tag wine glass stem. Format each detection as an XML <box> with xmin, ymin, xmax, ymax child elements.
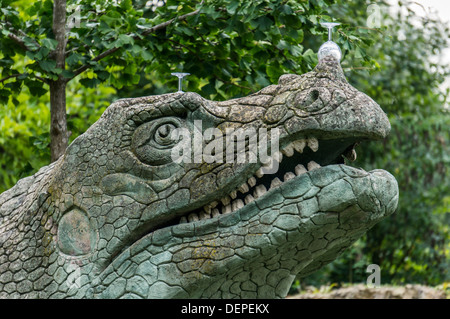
<box><xmin>178</xmin><ymin>77</ymin><xmax>183</xmax><ymax>92</ymax></box>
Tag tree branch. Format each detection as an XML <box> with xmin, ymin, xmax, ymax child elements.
<box><xmin>0</xmin><ymin>73</ymin><xmax>48</xmax><ymax>84</ymax></box>
<box><xmin>70</xmin><ymin>3</ymin><xmax>204</xmax><ymax>80</ymax></box>
<box><xmin>167</xmin><ymin>38</ymin><xmax>202</xmax><ymax>61</ymax></box>
<box><xmin>140</xmin><ymin>2</ymin><xmax>204</xmax><ymax>38</ymax></box>
<box><xmin>0</xmin><ymin>21</ymin><xmax>41</xmax><ymax>52</ymax></box>
<box><xmin>6</xmin><ymin>32</ymin><xmax>29</xmax><ymax>51</ymax></box>
<box><xmin>0</xmin><ymin>74</ymin><xmax>21</xmax><ymax>84</ymax></box>
<box><xmin>216</xmin><ymin>75</ymin><xmax>254</xmax><ymax>92</ymax></box>
<box><xmin>35</xmin><ymin>75</ymin><xmax>49</xmax><ymax>84</ymax></box>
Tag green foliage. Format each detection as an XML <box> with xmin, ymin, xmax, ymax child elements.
<box><xmin>0</xmin><ymin>86</ymin><xmax>50</xmax><ymax>188</ymax></box>
<box><xmin>0</xmin><ymin>75</ymin><xmax>115</xmax><ymax>193</ymax></box>
<box><xmin>358</xmin><ymin>0</ymin><xmax>450</xmax><ymax>285</ymax></box>
<box><xmin>356</xmin><ymin>113</ymin><xmax>450</xmax><ymax>285</ymax></box>
<box><xmin>116</xmin><ymin>0</ymin><xmax>377</xmax><ymax>99</ymax></box>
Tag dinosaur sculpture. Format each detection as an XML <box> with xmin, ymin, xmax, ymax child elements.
<box><xmin>0</xmin><ymin>56</ymin><xmax>398</xmax><ymax>298</ymax></box>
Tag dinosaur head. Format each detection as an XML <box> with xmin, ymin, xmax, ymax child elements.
<box><xmin>0</xmin><ymin>56</ymin><xmax>398</xmax><ymax>299</ymax></box>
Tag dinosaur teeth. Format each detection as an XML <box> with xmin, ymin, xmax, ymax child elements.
<box><xmin>188</xmin><ymin>213</ymin><xmax>199</xmax><ymax>222</ymax></box>
<box><xmin>270</xmin><ymin>177</ymin><xmax>282</xmax><ymax>190</ymax></box>
<box><xmin>210</xmin><ymin>201</ymin><xmax>218</xmax><ymax>208</ymax></box>
<box><xmin>180</xmin><ymin>136</ymin><xmax>327</xmax><ymax>225</ymax></box>
<box><xmin>231</xmin><ymin>199</ymin><xmax>244</xmax><ymax>212</ymax></box>
<box><xmin>248</xmin><ymin>176</ymin><xmax>257</xmax><ymax>187</ymax></box>
<box><xmin>254</xmin><ymin>184</ymin><xmax>267</xmax><ymax>198</ymax></box>
<box><xmin>284</xmin><ymin>172</ymin><xmax>296</xmax><ymax>181</ymax></box>
<box><xmin>238</xmin><ymin>183</ymin><xmax>249</xmax><ymax>194</ymax></box>
<box><xmin>211</xmin><ymin>208</ymin><xmax>220</xmax><ymax>218</ymax></box>
<box><xmin>343</xmin><ymin>148</ymin><xmax>357</xmax><ymax>162</ymax></box>
<box><xmin>295</xmin><ymin>164</ymin><xmax>307</xmax><ymax>176</ymax></box>
<box><xmin>292</xmin><ymin>139</ymin><xmax>306</xmax><ymax>153</ymax></box>
<box><xmin>281</xmin><ymin>143</ymin><xmax>294</xmax><ymax>157</ymax></box>
<box><xmin>307</xmin><ymin>160</ymin><xmax>321</xmax><ymax>171</ymax></box>
<box><xmin>350</xmin><ymin>149</ymin><xmax>357</xmax><ymax>161</ymax></box>
<box><xmin>244</xmin><ymin>194</ymin><xmax>255</xmax><ymax>204</ymax></box>
<box><xmin>307</xmin><ymin>137</ymin><xmax>319</xmax><ymax>152</ymax></box>
<box><xmin>199</xmin><ymin>209</ymin><xmax>211</xmax><ymax>220</ymax></box>
<box><xmin>221</xmin><ymin>196</ymin><xmax>231</xmax><ymax>206</ymax></box>
<box><xmin>222</xmin><ymin>204</ymin><xmax>232</xmax><ymax>215</ymax></box>
<box><xmin>203</xmin><ymin>205</ymin><xmax>211</xmax><ymax>214</ymax></box>
<box><xmin>255</xmin><ymin>167</ymin><xmax>265</xmax><ymax>178</ymax></box>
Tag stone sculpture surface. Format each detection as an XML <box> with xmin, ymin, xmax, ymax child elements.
<box><xmin>0</xmin><ymin>56</ymin><xmax>398</xmax><ymax>298</ymax></box>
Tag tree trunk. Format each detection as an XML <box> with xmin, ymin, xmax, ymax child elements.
<box><xmin>49</xmin><ymin>80</ymin><xmax>68</xmax><ymax>162</ymax></box>
<box><xmin>50</xmin><ymin>0</ymin><xmax>67</xmax><ymax>162</ymax></box>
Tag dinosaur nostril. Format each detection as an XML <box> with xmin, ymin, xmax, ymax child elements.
<box><xmin>309</xmin><ymin>89</ymin><xmax>320</xmax><ymax>103</ymax></box>
<box><xmin>300</xmin><ymin>88</ymin><xmax>320</xmax><ymax>108</ymax></box>
<box><xmin>288</xmin><ymin>87</ymin><xmax>331</xmax><ymax>113</ymax></box>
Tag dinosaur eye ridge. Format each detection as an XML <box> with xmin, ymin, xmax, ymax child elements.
<box><xmin>132</xmin><ymin>117</ymin><xmax>185</xmax><ymax>165</ymax></box>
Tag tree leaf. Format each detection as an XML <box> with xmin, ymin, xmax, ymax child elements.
<box><xmin>226</xmin><ymin>1</ymin><xmax>240</xmax><ymax>15</ymax></box>
<box><xmin>96</xmin><ymin>70</ymin><xmax>110</xmax><ymax>81</ymax></box>
<box><xmin>67</xmin><ymin>53</ymin><xmax>83</xmax><ymax>67</ymax></box>
<box><xmin>141</xmin><ymin>50</ymin><xmax>153</xmax><ymax>61</ymax></box>
<box><xmin>38</xmin><ymin>60</ymin><xmax>56</xmax><ymax>73</ymax></box>
<box><xmin>25</xmin><ymin>80</ymin><xmax>46</xmax><ymax>96</ymax></box>
<box><xmin>115</xmin><ymin>34</ymin><xmax>134</xmax><ymax>48</ymax></box>
<box><xmin>61</xmin><ymin>70</ymin><xmax>76</xmax><ymax>79</ymax></box>
<box><xmin>80</xmin><ymin>77</ymin><xmax>101</xmax><ymax>88</ymax></box>
<box><xmin>41</xmin><ymin>38</ymin><xmax>59</xmax><ymax>51</ymax></box>
<box><xmin>254</xmin><ymin>16</ymin><xmax>273</xmax><ymax>31</ymax></box>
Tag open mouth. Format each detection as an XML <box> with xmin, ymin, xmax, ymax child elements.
<box><xmin>104</xmin><ymin>136</ymin><xmax>364</xmax><ymax>270</ymax></box>
<box><xmin>177</xmin><ymin>136</ymin><xmax>361</xmax><ymax>224</ymax></box>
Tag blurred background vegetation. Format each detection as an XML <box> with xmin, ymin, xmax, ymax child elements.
<box><xmin>0</xmin><ymin>0</ymin><xmax>448</xmax><ymax>290</ymax></box>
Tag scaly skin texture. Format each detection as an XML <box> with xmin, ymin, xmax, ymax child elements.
<box><xmin>0</xmin><ymin>56</ymin><xmax>398</xmax><ymax>298</ymax></box>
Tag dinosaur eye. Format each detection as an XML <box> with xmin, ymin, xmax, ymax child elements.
<box><xmin>154</xmin><ymin>123</ymin><xmax>177</xmax><ymax>146</ymax></box>
<box><xmin>132</xmin><ymin>117</ymin><xmax>185</xmax><ymax>165</ymax></box>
